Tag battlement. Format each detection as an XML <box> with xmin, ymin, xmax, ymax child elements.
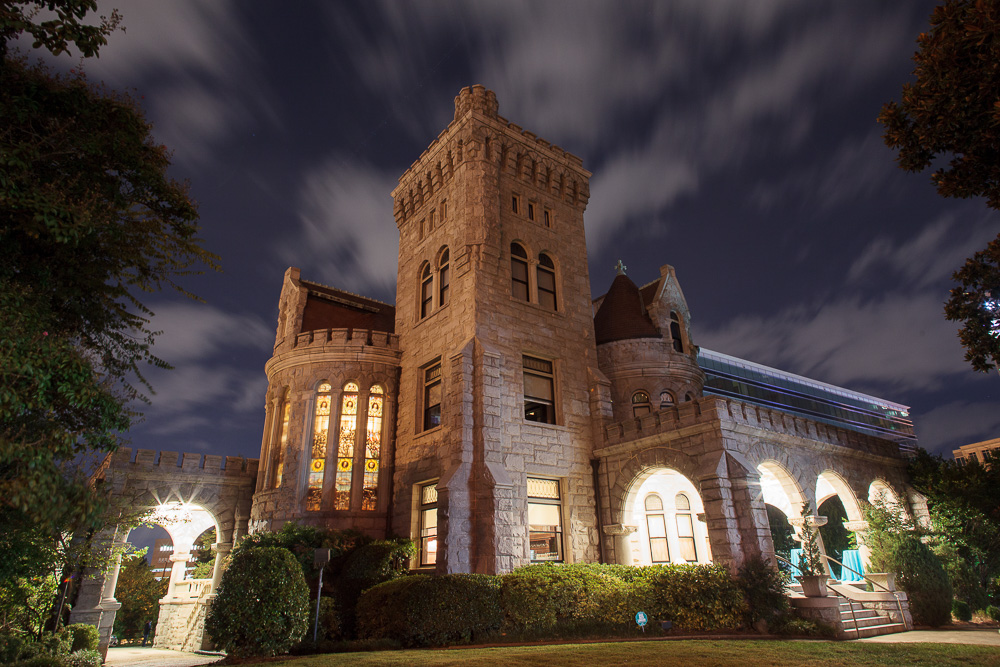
<box><xmin>602</xmin><ymin>396</ymin><xmax>903</xmax><ymax>459</ymax></box>
<box><xmin>110</xmin><ymin>448</ymin><xmax>259</xmax><ymax>477</ymax></box>
<box><xmin>292</xmin><ymin>327</ymin><xmax>400</xmax><ymax>350</ymax></box>
<box><xmin>393</xmin><ymin>85</ymin><xmax>590</xmax><ymax>225</ymax></box>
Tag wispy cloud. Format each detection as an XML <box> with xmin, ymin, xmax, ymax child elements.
<box><xmin>914</xmin><ymin>401</ymin><xmax>1000</xmax><ymax>455</ymax></box>
<box><xmin>148</xmin><ymin>302</ymin><xmax>272</xmax><ymax>365</ymax></box>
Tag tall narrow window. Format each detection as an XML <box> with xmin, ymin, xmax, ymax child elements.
<box><xmin>307</xmin><ymin>382</ymin><xmax>332</xmax><ymax>511</ymax></box>
<box><xmin>670</xmin><ymin>311</ymin><xmax>684</xmax><ymax>353</ymax></box>
<box><xmin>420</xmin><ymin>264</ymin><xmax>433</xmax><ymax>318</ymax></box>
<box><xmin>270</xmin><ymin>394</ymin><xmax>290</xmax><ymax>489</ymax></box>
<box><xmin>511</xmin><ymin>243</ymin><xmax>529</xmax><ymax>301</ymax></box>
<box><xmin>334</xmin><ymin>382</ymin><xmax>359</xmax><ymax>510</ymax></box>
<box><xmin>423</xmin><ymin>362</ymin><xmax>441</xmax><ymax>431</ymax></box>
<box><xmin>523</xmin><ymin>355</ymin><xmax>555</xmax><ymax>424</ymax></box>
<box><xmin>527</xmin><ymin>202</ymin><xmax>535</xmax><ymax>221</ymax></box>
<box><xmin>543</xmin><ymin>208</ymin><xmax>551</xmax><ymax>228</ymax></box>
<box><xmin>676</xmin><ymin>493</ymin><xmax>698</xmax><ymax>562</ymax></box>
<box><xmin>362</xmin><ymin>385</ymin><xmax>383</xmax><ymax>511</ymax></box>
<box><xmin>645</xmin><ymin>494</ymin><xmax>669</xmax><ymax>562</ymax></box>
<box><xmin>537</xmin><ymin>253</ymin><xmax>557</xmax><ymax>311</ymax></box>
<box><xmin>438</xmin><ymin>248</ymin><xmax>450</xmax><ymax>307</ymax></box>
<box><xmin>419</xmin><ymin>483</ymin><xmax>438</xmax><ymax>566</ymax></box>
<box><xmin>440</xmin><ymin>200</ymin><xmax>447</xmax><ymax>221</ymax></box>
<box><xmin>528</xmin><ymin>477</ymin><xmax>562</xmax><ymax>562</ymax></box>
<box><xmin>632</xmin><ymin>391</ymin><xmax>651</xmax><ymax>418</ymax></box>
<box><xmin>512</xmin><ymin>195</ymin><xmax>520</xmax><ymax>214</ymax></box>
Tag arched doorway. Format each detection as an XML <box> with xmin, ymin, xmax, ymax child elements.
<box><xmin>757</xmin><ymin>462</ymin><xmax>805</xmax><ymax>563</ymax></box>
<box><xmin>622</xmin><ymin>468</ymin><xmax>712</xmax><ymax>566</ymax></box>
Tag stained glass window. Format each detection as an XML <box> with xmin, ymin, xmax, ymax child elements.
<box><xmin>307</xmin><ymin>382</ymin><xmax>332</xmax><ymax>511</ymax></box>
<box><xmin>362</xmin><ymin>385</ymin><xmax>383</xmax><ymax>511</ymax></box>
<box><xmin>335</xmin><ymin>382</ymin><xmax>359</xmax><ymax>510</ymax></box>
<box><xmin>271</xmin><ymin>395</ymin><xmax>290</xmax><ymax>489</ymax></box>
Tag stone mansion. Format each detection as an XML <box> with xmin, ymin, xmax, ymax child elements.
<box><xmin>247</xmin><ymin>85</ymin><xmax>923</xmax><ymax>574</ymax></box>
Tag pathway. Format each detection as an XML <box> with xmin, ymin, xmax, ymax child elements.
<box><xmin>105</xmin><ymin>647</ymin><xmax>221</xmax><ymax>667</ymax></box>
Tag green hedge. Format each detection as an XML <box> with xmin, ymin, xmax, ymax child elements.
<box><xmin>501</xmin><ymin>564</ymin><xmax>632</xmax><ymax>631</ymax></box>
<box><xmin>631</xmin><ymin>564</ymin><xmax>747</xmax><ymax>631</ymax></box>
<box><xmin>63</xmin><ymin>625</ymin><xmax>98</xmax><ymax>653</ymax></box>
<box><xmin>357</xmin><ymin>574</ymin><xmax>502</xmax><ymax>646</ymax></box>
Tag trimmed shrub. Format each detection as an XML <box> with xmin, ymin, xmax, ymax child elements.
<box><xmin>205</xmin><ymin>546</ymin><xmax>310</xmax><ymax>658</ymax></box>
<box><xmin>631</xmin><ymin>564</ymin><xmax>747</xmax><ymax>631</ymax></box>
<box><xmin>952</xmin><ymin>599</ymin><xmax>972</xmax><ymax>622</ymax></box>
<box><xmin>887</xmin><ymin>536</ymin><xmax>952</xmax><ymax>626</ymax></box>
<box><xmin>358</xmin><ymin>574</ymin><xmax>502</xmax><ymax>646</ymax></box>
<box><xmin>501</xmin><ymin>564</ymin><xmax>632</xmax><ymax>632</ymax></box>
<box><xmin>986</xmin><ymin>605</ymin><xmax>1000</xmax><ymax>622</ymax></box>
<box><xmin>0</xmin><ymin>628</ymin><xmax>29</xmax><ymax>663</ymax></box>
<box><xmin>64</xmin><ymin>624</ymin><xmax>99</xmax><ymax>653</ymax></box>
<box><xmin>737</xmin><ymin>557</ymin><xmax>789</xmax><ymax>628</ymax></box>
<box><xmin>10</xmin><ymin>656</ymin><xmax>64</xmax><ymax>667</ymax></box>
<box><xmin>333</xmin><ymin>539</ymin><xmax>414</xmax><ymax>637</ymax></box>
<box><xmin>65</xmin><ymin>649</ymin><xmax>102</xmax><ymax>667</ymax></box>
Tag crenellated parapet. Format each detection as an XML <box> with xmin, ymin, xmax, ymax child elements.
<box><xmin>265</xmin><ymin>327</ymin><xmax>402</xmax><ymax>379</ymax></box>
<box><xmin>106</xmin><ymin>448</ymin><xmax>259</xmax><ymax>478</ymax></box>
<box><xmin>392</xmin><ymin>84</ymin><xmax>591</xmax><ymax>227</ymax></box>
<box><xmin>599</xmin><ymin>396</ymin><xmax>905</xmax><ymax>462</ymax></box>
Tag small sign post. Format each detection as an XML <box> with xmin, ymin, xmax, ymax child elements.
<box><xmin>635</xmin><ymin>610</ymin><xmax>648</xmax><ymax>633</ymax></box>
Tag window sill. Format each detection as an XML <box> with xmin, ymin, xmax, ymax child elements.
<box><xmin>522</xmin><ymin>420</ymin><xmax>571</xmax><ymax>433</ymax></box>
<box><xmin>414</xmin><ymin>303</ymin><xmax>450</xmax><ymax>328</ymax></box>
<box><xmin>415</xmin><ymin>425</ymin><xmax>442</xmax><ymax>439</ymax></box>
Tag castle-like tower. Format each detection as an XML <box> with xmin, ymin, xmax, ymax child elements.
<box><xmin>390</xmin><ymin>85</ymin><xmax>601</xmax><ymax>572</ymax></box>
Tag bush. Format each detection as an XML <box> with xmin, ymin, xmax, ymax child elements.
<box><xmin>10</xmin><ymin>656</ymin><xmax>64</xmax><ymax>667</ymax></box>
<box><xmin>358</xmin><ymin>574</ymin><xmax>502</xmax><ymax>646</ymax></box>
<box><xmin>631</xmin><ymin>564</ymin><xmax>747</xmax><ymax>631</ymax></box>
<box><xmin>205</xmin><ymin>546</ymin><xmax>310</xmax><ymax>658</ymax></box>
<box><xmin>501</xmin><ymin>564</ymin><xmax>632</xmax><ymax>632</ymax></box>
<box><xmin>0</xmin><ymin>628</ymin><xmax>29</xmax><ymax>663</ymax></box>
<box><xmin>952</xmin><ymin>599</ymin><xmax>972</xmax><ymax>621</ymax></box>
<box><xmin>986</xmin><ymin>605</ymin><xmax>1000</xmax><ymax>622</ymax></box>
<box><xmin>21</xmin><ymin>632</ymin><xmax>71</xmax><ymax>660</ymax></box>
<box><xmin>64</xmin><ymin>649</ymin><xmax>102</xmax><ymax>667</ymax></box>
<box><xmin>770</xmin><ymin>614</ymin><xmax>837</xmax><ymax>637</ymax></box>
<box><xmin>64</xmin><ymin>624</ymin><xmax>99</xmax><ymax>653</ymax></box>
<box><xmin>737</xmin><ymin>557</ymin><xmax>789</xmax><ymax>629</ymax></box>
<box><xmin>889</xmin><ymin>536</ymin><xmax>953</xmax><ymax>626</ymax></box>
<box><xmin>333</xmin><ymin>539</ymin><xmax>414</xmax><ymax>637</ymax></box>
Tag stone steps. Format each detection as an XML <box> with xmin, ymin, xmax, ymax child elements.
<box><xmin>787</xmin><ymin>582</ymin><xmax>908</xmax><ymax>639</ymax></box>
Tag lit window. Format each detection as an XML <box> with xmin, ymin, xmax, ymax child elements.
<box><xmin>420</xmin><ymin>264</ymin><xmax>433</xmax><ymax>319</ymax></box>
<box><xmin>527</xmin><ymin>202</ymin><xmax>535</xmax><ymax>221</ymax></box>
<box><xmin>537</xmin><ymin>253</ymin><xmax>557</xmax><ymax>311</ymax></box>
<box><xmin>675</xmin><ymin>493</ymin><xmax>697</xmax><ymax>562</ymax></box>
<box><xmin>423</xmin><ymin>362</ymin><xmax>442</xmax><ymax>431</ymax></box>
<box><xmin>419</xmin><ymin>482</ymin><xmax>438</xmax><ymax>566</ymax></box>
<box><xmin>645</xmin><ymin>494</ymin><xmax>669</xmax><ymax>563</ymax></box>
<box><xmin>438</xmin><ymin>248</ymin><xmax>450</xmax><ymax>307</ymax></box>
<box><xmin>511</xmin><ymin>243</ymin><xmax>529</xmax><ymax>302</ymax></box>
<box><xmin>362</xmin><ymin>386</ymin><xmax>383</xmax><ymax>511</ymax></box>
<box><xmin>334</xmin><ymin>382</ymin><xmax>359</xmax><ymax>510</ymax></box>
<box><xmin>632</xmin><ymin>391</ymin><xmax>651</xmax><ymax>418</ymax></box>
<box><xmin>523</xmin><ymin>355</ymin><xmax>555</xmax><ymax>424</ymax></box>
<box><xmin>670</xmin><ymin>311</ymin><xmax>684</xmax><ymax>353</ymax></box>
<box><xmin>659</xmin><ymin>390</ymin><xmax>675</xmax><ymax>410</ymax></box>
<box><xmin>528</xmin><ymin>477</ymin><xmax>562</xmax><ymax>562</ymax></box>
<box><xmin>307</xmin><ymin>382</ymin><xmax>332</xmax><ymax>511</ymax></box>
<box><xmin>270</xmin><ymin>393</ymin><xmax>290</xmax><ymax>489</ymax></box>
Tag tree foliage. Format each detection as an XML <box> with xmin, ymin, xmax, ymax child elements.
<box><xmin>0</xmin><ymin>2</ymin><xmax>217</xmax><ymax>539</ymax></box>
<box><xmin>112</xmin><ymin>556</ymin><xmax>166</xmax><ymax>640</ymax></box>
<box><xmin>879</xmin><ymin>0</ymin><xmax>1000</xmax><ymax>372</ymax></box>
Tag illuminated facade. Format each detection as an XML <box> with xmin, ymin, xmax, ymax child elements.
<box><xmin>248</xmin><ymin>86</ymin><xmax>926</xmax><ymax>575</ymax></box>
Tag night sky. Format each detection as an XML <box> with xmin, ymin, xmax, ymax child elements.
<box><xmin>27</xmin><ymin>1</ymin><xmax>999</xmax><ymax>461</ymax></box>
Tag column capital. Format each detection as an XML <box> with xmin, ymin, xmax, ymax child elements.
<box><xmin>169</xmin><ymin>553</ymin><xmax>191</xmax><ymax>563</ymax></box>
<box><xmin>602</xmin><ymin>523</ymin><xmax>637</xmax><ymax>536</ymax></box>
<box><xmin>212</xmin><ymin>542</ymin><xmax>233</xmax><ymax>554</ymax></box>
<box><xmin>789</xmin><ymin>515</ymin><xmax>827</xmax><ymax>528</ymax></box>
<box><xmin>844</xmin><ymin>520</ymin><xmax>869</xmax><ymax>532</ymax></box>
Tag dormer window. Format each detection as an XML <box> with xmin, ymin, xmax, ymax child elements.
<box><xmin>670</xmin><ymin>311</ymin><xmax>684</xmax><ymax>353</ymax></box>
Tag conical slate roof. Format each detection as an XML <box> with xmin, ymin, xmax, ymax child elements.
<box><xmin>593</xmin><ymin>273</ymin><xmax>661</xmax><ymax>344</ymax></box>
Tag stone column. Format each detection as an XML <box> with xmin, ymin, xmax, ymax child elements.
<box><xmin>791</xmin><ymin>514</ymin><xmax>832</xmax><ymax>577</ymax></box>
<box><xmin>699</xmin><ymin>474</ymin><xmax>743</xmax><ymax>570</ymax></box>
<box><xmin>603</xmin><ymin>524</ymin><xmax>637</xmax><ymax>565</ymax></box>
<box><xmin>209</xmin><ymin>542</ymin><xmax>232</xmax><ymax>593</ymax></box>
<box><xmin>166</xmin><ymin>552</ymin><xmax>191</xmax><ymax>597</ymax></box>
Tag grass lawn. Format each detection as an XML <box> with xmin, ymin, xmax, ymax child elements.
<box><xmin>260</xmin><ymin>640</ymin><xmax>1000</xmax><ymax>666</ymax></box>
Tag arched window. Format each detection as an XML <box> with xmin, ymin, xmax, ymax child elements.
<box><xmin>632</xmin><ymin>390</ymin><xmax>651</xmax><ymax>418</ymax></box>
<box><xmin>644</xmin><ymin>494</ymin><xmax>669</xmax><ymax>563</ymax></box>
<box><xmin>438</xmin><ymin>248</ymin><xmax>450</xmax><ymax>307</ymax></box>
<box><xmin>670</xmin><ymin>311</ymin><xmax>684</xmax><ymax>353</ymax></box>
<box><xmin>420</xmin><ymin>264</ymin><xmax>433</xmax><ymax>319</ymax></box>
<box><xmin>307</xmin><ymin>382</ymin><xmax>332</xmax><ymax>511</ymax></box>
<box><xmin>270</xmin><ymin>391</ymin><xmax>290</xmax><ymax>489</ymax></box>
<box><xmin>334</xmin><ymin>382</ymin><xmax>359</xmax><ymax>510</ymax></box>
<box><xmin>537</xmin><ymin>253</ymin><xmax>557</xmax><ymax>310</ymax></box>
<box><xmin>684</xmin><ymin>392</ymin><xmax>693</xmax><ymax>402</ymax></box>
<box><xmin>675</xmin><ymin>493</ymin><xmax>697</xmax><ymax>562</ymax></box>
<box><xmin>511</xmin><ymin>243</ymin><xmax>529</xmax><ymax>301</ymax></box>
<box><xmin>659</xmin><ymin>390</ymin><xmax>675</xmax><ymax>410</ymax></box>
<box><xmin>362</xmin><ymin>385</ymin><xmax>384</xmax><ymax>511</ymax></box>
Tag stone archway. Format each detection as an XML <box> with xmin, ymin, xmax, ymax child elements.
<box><xmin>620</xmin><ymin>467</ymin><xmax>712</xmax><ymax>567</ymax></box>
<box><xmin>69</xmin><ymin>448</ymin><xmax>257</xmax><ymax>657</ymax></box>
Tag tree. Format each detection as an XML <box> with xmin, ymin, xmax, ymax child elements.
<box><xmin>0</xmin><ymin>2</ymin><xmax>217</xmax><ymax>540</ymax></box>
<box><xmin>112</xmin><ymin>556</ymin><xmax>167</xmax><ymax>641</ymax></box>
<box><xmin>878</xmin><ymin>0</ymin><xmax>1000</xmax><ymax>373</ymax></box>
